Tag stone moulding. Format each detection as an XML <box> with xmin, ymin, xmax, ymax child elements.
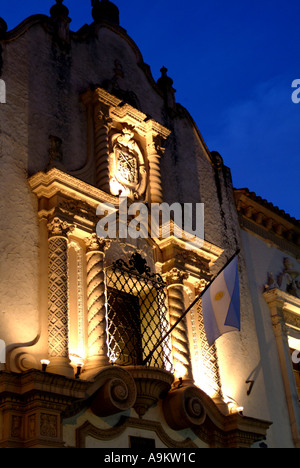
<box><xmin>125</xmin><ymin>366</ymin><xmax>174</xmax><ymax>418</ymax></box>
<box><xmin>162</xmin><ymin>383</ymin><xmax>272</xmax><ymax>448</ymax></box>
<box><xmin>0</xmin><ymin>367</ymin><xmax>271</xmax><ymax>448</ymax></box>
<box><xmin>75</xmin><ymin>417</ymin><xmax>198</xmax><ymax>449</ymax></box>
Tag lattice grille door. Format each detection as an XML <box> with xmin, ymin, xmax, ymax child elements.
<box><xmin>105</xmin><ymin>253</ymin><xmax>173</xmax><ymax>370</ymax></box>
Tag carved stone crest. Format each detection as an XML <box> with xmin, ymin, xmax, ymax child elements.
<box><xmin>109</xmin><ymin>126</ymin><xmax>147</xmax><ymax>200</ymax></box>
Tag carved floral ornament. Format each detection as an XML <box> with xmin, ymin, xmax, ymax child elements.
<box><xmin>109</xmin><ymin>125</ymin><xmax>147</xmax><ymax>200</ymax></box>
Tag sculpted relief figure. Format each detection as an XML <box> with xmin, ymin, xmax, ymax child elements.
<box><xmin>266</xmin><ymin>258</ymin><xmax>300</xmax><ymax>298</ymax></box>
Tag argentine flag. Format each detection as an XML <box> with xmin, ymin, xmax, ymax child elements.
<box><xmin>202</xmin><ymin>256</ymin><xmax>240</xmax><ymax>347</ymax></box>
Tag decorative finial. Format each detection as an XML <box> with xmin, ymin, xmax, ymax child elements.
<box><xmin>157</xmin><ymin>67</ymin><xmax>176</xmax><ymax>110</ymax></box>
<box><xmin>50</xmin><ymin>0</ymin><xmax>71</xmax><ymax>45</ymax></box>
<box><xmin>91</xmin><ymin>0</ymin><xmax>120</xmax><ymax>26</ymax></box>
<box><xmin>0</xmin><ymin>17</ymin><xmax>7</xmax><ymax>38</ymax></box>
<box><xmin>50</xmin><ymin>0</ymin><xmax>70</xmax><ymax>19</ymax></box>
<box><xmin>158</xmin><ymin>67</ymin><xmax>174</xmax><ymax>87</ymax></box>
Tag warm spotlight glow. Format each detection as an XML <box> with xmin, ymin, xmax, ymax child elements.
<box><xmin>224</xmin><ymin>395</ymin><xmax>244</xmax><ymax>414</ymax></box>
<box><xmin>69</xmin><ymin>354</ymin><xmax>84</xmax><ymax>367</ymax></box>
<box><xmin>110</xmin><ymin>177</ymin><xmax>125</xmax><ymax>196</ymax></box>
<box><xmin>174</xmin><ymin>362</ymin><xmax>186</xmax><ymax>380</ymax></box>
<box><xmin>40</xmin><ymin>359</ymin><xmax>50</xmax><ymax>365</ymax></box>
<box><xmin>40</xmin><ymin>359</ymin><xmax>50</xmax><ymax>372</ymax></box>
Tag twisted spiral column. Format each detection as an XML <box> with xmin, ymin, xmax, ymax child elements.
<box><xmin>166</xmin><ymin>268</ymin><xmax>193</xmax><ymax>383</ymax></box>
<box><xmin>94</xmin><ymin>107</ymin><xmax>112</xmax><ymax>193</ymax></box>
<box><xmin>85</xmin><ymin>234</ymin><xmax>111</xmax><ymax>372</ymax></box>
<box><xmin>47</xmin><ymin>217</ymin><xmax>74</xmax><ymax>377</ymax></box>
<box><xmin>148</xmin><ymin>140</ymin><xmax>164</xmax><ymax>204</ymax></box>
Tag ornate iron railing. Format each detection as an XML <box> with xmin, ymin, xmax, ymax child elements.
<box><xmin>105</xmin><ymin>253</ymin><xmax>173</xmax><ymax>371</ymax></box>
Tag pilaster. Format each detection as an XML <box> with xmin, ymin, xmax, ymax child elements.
<box><xmin>47</xmin><ymin>217</ymin><xmax>74</xmax><ymax>378</ymax></box>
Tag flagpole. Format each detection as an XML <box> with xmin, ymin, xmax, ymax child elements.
<box><xmin>142</xmin><ymin>248</ymin><xmax>240</xmax><ymax>366</ymax></box>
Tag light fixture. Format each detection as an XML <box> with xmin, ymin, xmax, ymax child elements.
<box><xmin>69</xmin><ymin>354</ymin><xmax>84</xmax><ymax>379</ymax></box>
<box><xmin>224</xmin><ymin>395</ymin><xmax>244</xmax><ymax>415</ymax></box>
<box><xmin>176</xmin><ymin>377</ymin><xmax>183</xmax><ymax>389</ymax></box>
<box><xmin>41</xmin><ymin>359</ymin><xmax>50</xmax><ymax>372</ymax></box>
<box><xmin>75</xmin><ymin>362</ymin><xmax>84</xmax><ymax>379</ymax></box>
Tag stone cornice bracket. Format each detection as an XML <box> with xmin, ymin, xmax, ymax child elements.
<box><xmin>163</xmin><ymin>384</ymin><xmax>206</xmax><ymax>431</ymax></box>
<box><xmin>87</xmin><ymin>366</ymin><xmax>137</xmax><ymax>418</ymax></box>
<box><xmin>47</xmin><ymin>217</ymin><xmax>75</xmax><ymax>238</ymax></box>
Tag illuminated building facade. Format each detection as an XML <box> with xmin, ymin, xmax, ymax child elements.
<box><xmin>0</xmin><ymin>0</ymin><xmax>299</xmax><ymax>448</ymax></box>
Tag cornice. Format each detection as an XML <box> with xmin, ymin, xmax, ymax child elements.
<box><xmin>82</xmin><ymin>87</ymin><xmax>171</xmax><ymax>140</ymax></box>
<box><xmin>235</xmin><ymin>189</ymin><xmax>300</xmax><ymax>252</ymax></box>
<box><xmin>263</xmin><ymin>288</ymin><xmax>300</xmax><ymax>315</ymax></box>
<box><xmin>28</xmin><ymin>168</ymin><xmax>118</xmax><ymax>207</ymax></box>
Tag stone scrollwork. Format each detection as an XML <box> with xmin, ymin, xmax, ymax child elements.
<box><xmin>89</xmin><ymin>366</ymin><xmax>137</xmax><ymax>417</ymax></box>
<box><xmin>109</xmin><ymin>125</ymin><xmax>147</xmax><ymax>200</ymax></box>
<box><xmin>163</xmin><ymin>385</ymin><xmax>206</xmax><ymax>431</ymax></box>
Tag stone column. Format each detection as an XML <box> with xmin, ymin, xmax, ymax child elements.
<box><xmin>166</xmin><ymin>268</ymin><xmax>193</xmax><ymax>383</ymax></box>
<box><xmin>94</xmin><ymin>106</ymin><xmax>112</xmax><ymax>193</ymax></box>
<box><xmin>84</xmin><ymin>234</ymin><xmax>111</xmax><ymax>373</ymax></box>
<box><xmin>47</xmin><ymin>217</ymin><xmax>74</xmax><ymax>378</ymax></box>
<box><xmin>147</xmin><ymin>138</ymin><xmax>164</xmax><ymax>204</ymax></box>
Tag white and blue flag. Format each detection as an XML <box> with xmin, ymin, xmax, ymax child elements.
<box><xmin>202</xmin><ymin>256</ymin><xmax>240</xmax><ymax>347</ymax></box>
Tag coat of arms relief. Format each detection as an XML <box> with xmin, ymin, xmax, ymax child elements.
<box><xmin>109</xmin><ymin>126</ymin><xmax>147</xmax><ymax>200</ymax></box>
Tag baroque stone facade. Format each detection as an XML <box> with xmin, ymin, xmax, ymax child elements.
<box><xmin>0</xmin><ymin>0</ymin><xmax>298</xmax><ymax>449</ymax></box>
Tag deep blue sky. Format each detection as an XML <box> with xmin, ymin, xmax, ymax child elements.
<box><xmin>1</xmin><ymin>0</ymin><xmax>299</xmax><ymax>219</ymax></box>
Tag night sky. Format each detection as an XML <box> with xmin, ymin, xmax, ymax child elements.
<box><xmin>1</xmin><ymin>0</ymin><xmax>299</xmax><ymax>219</ymax></box>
